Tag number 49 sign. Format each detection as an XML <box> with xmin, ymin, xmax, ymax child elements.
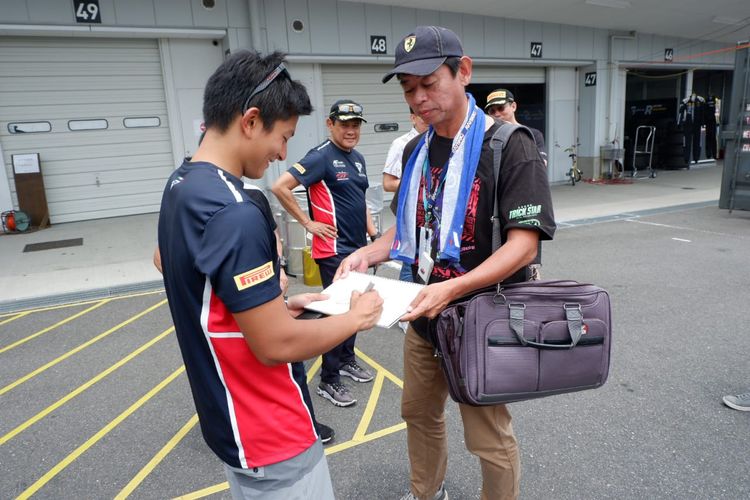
<box><xmin>74</xmin><ymin>0</ymin><xmax>101</xmax><ymax>24</ymax></box>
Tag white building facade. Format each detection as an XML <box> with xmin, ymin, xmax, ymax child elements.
<box><xmin>0</xmin><ymin>0</ymin><xmax>736</xmax><ymax>223</ymax></box>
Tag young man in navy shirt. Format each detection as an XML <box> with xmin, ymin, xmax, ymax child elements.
<box><xmin>272</xmin><ymin>100</ymin><xmax>379</xmax><ymax>407</ymax></box>
<box><xmin>158</xmin><ymin>50</ymin><xmax>382</xmax><ymax>499</ymax></box>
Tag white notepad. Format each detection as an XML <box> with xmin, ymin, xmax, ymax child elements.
<box><xmin>304</xmin><ymin>271</ymin><xmax>425</xmax><ymax>328</ymax></box>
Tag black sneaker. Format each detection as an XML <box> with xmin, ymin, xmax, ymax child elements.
<box><xmin>317</xmin><ymin>422</ymin><xmax>334</xmax><ymax>444</ymax></box>
<box><xmin>316</xmin><ymin>381</ymin><xmax>356</xmax><ymax>407</ymax></box>
<box><xmin>339</xmin><ymin>360</ymin><xmax>374</xmax><ymax>383</ymax></box>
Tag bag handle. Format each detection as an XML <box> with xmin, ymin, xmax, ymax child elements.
<box><xmin>508</xmin><ymin>303</ymin><xmax>584</xmax><ymax>349</ymax></box>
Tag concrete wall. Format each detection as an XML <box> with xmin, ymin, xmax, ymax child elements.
<box><xmin>0</xmin><ymin>0</ymin><xmax>737</xmax><ymax>187</ymax></box>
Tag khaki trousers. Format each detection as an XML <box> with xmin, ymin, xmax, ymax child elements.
<box><xmin>402</xmin><ymin>327</ymin><xmax>520</xmax><ymax>500</ymax></box>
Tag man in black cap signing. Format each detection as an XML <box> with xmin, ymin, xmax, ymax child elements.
<box><xmin>335</xmin><ymin>26</ymin><xmax>556</xmax><ymax>500</ymax></box>
<box><xmin>486</xmin><ymin>88</ymin><xmax>548</xmax><ymax>165</ymax></box>
<box><xmin>273</xmin><ymin>99</ymin><xmax>379</xmax><ymax>408</ymax></box>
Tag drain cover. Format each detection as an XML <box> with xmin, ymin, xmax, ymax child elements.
<box><xmin>23</xmin><ymin>238</ymin><xmax>83</xmax><ymax>253</ymax></box>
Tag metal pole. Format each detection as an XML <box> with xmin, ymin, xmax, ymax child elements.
<box><xmin>728</xmin><ymin>47</ymin><xmax>750</xmax><ymax>213</ymax></box>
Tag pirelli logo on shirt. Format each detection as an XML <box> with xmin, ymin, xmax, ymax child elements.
<box><xmin>234</xmin><ymin>262</ymin><xmax>275</xmax><ymax>291</ymax></box>
<box><xmin>292</xmin><ymin>163</ymin><xmax>306</xmax><ymax>174</ymax></box>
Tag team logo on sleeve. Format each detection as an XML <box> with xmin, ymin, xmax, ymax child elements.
<box><xmin>234</xmin><ymin>262</ymin><xmax>275</xmax><ymax>290</ymax></box>
<box><xmin>292</xmin><ymin>163</ymin><xmax>306</xmax><ymax>174</ymax></box>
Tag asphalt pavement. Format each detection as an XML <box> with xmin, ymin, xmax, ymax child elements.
<box><xmin>3</xmin><ymin>162</ymin><xmax>750</xmax><ymax>499</ymax></box>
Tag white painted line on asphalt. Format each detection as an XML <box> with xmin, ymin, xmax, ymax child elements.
<box><xmin>672</xmin><ymin>238</ymin><xmax>692</xmax><ymax>242</ymax></box>
<box><xmin>627</xmin><ymin>220</ymin><xmax>684</xmax><ymax>229</ymax></box>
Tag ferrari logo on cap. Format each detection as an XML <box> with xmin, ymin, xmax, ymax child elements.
<box><xmin>404</xmin><ymin>36</ymin><xmax>416</xmax><ymax>52</ymax></box>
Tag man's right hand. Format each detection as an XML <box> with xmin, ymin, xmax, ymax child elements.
<box><xmin>334</xmin><ymin>251</ymin><xmax>370</xmax><ymax>281</ymax></box>
<box><xmin>304</xmin><ymin>220</ymin><xmax>338</xmax><ymax>241</ymax></box>
<box><xmin>348</xmin><ymin>290</ymin><xmax>384</xmax><ymax>331</ymax></box>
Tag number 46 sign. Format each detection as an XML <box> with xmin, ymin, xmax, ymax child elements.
<box><xmin>74</xmin><ymin>0</ymin><xmax>101</xmax><ymax>24</ymax></box>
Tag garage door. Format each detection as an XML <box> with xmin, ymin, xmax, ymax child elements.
<box><xmin>0</xmin><ymin>37</ymin><xmax>173</xmax><ymax>223</ymax></box>
<box><xmin>471</xmin><ymin>65</ymin><xmax>545</xmax><ymax>84</ymax></box>
<box><xmin>321</xmin><ymin>64</ymin><xmax>545</xmax><ymax>200</ymax></box>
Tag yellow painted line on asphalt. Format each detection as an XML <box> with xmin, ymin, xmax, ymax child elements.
<box><xmin>306</xmin><ymin>355</ymin><xmax>322</xmax><ymax>383</ymax></box>
<box><xmin>175</xmin><ymin>482</ymin><xmax>228</xmax><ymax>500</ymax></box>
<box><xmin>352</xmin><ymin>371</ymin><xmax>385</xmax><ymax>441</ymax></box>
<box><xmin>17</xmin><ymin>365</ymin><xmax>186</xmax><ymax>500</ymax></box>
<box><xmin>0</xmin><ymin>300</ymin><xmax>109</xmax><ymax>354</ymax></box>
<box><xmin>174</xmin><ymin>349</ymin><xmax>406</xmax><ymax>500</ymax></box>
<box><xmin>0</xmin><ymin>289</ymin><xmax>165</xmax><ymax>315</ymax></box>
<box><xmin>0</xmin><ymin>299</ymin><xmax>167</xmax><ymax>396</ymax></box>
<box><xmin>116</xmin><ymin>413</ymin><xmax>199</xmax><ymax>500</ymax></box>
<box><xmin>324</xmin><ymin>422</ymin><xmax>407</xmax><ymax>455</ymax></box>
<box><xmin>0</xmin><ymin>326</ymin><xmax>174</xmax><ymax>446</ymax></box>
<box><xmin>174</xmin><ymin>418</ymin><xmax>408</xmax><ymax>500</ymax></box>
<box><xmin>0</xmin><ymin>311</ymin><xmax>31</xmax><ymax>326</ymax></box>
<box><xmin>355</xmin><ymin>347</ymin><xmax>403</xmax><ymax>389</ymax></box>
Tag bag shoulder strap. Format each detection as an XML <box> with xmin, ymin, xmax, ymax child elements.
<box><xmin>489</xmin><ymin>121</ymin><xmax>535</xmax><ymax>252</ymax></box>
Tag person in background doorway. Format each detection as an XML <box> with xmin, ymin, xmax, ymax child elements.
<box><xmin>485</xmin><ymin>88</ymin><xmax>548</xmax><ymax>166</ymax></box>
<box><xmin>383</xmin><ymin>108</ymin><xmax>428</xmax><ymax>193</ymax></box>
<box><xmin>272</xmin><ymin>99</ymin><xmax>379</xmax><ymax>408</ymax></box>
<box><xmin>383</xmin><ymin>108</ymin><xmax>429</xmax><ymax>305</ymax></box>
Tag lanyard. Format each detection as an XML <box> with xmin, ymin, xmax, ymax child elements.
<box><xmin>421</xmin><ymin>108</ymin><xmax>478</xmax><ymax>226</ymax></box>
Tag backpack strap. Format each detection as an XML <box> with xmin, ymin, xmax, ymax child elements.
<box><xmin>489</xmin><ymin>121</ymin><xmax>535</xmax><ymax>252</ymax></box>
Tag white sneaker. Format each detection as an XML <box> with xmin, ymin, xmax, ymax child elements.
<box><xmin>400</xmin><ymin>483</ymin><xmax>448</xmax><ymax>500</ymax></box>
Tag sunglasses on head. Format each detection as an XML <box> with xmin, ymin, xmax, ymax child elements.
<box><xmin>242</xmin><ymin>63</ymin><xmax>290</xmax><ymax>113</ymax></box>
<box><xmin>331</xmin><ymin>103</ymin><xmax>363</xmax><ymax>116</ymax></box>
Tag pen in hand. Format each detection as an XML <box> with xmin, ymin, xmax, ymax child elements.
<box><xmin>363</xmin><ymin>281</ymin><xmax>375</xmax><ymax>293</ymax></box>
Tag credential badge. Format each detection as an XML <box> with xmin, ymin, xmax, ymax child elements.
<box><xmin>404</xmin><ymin>36</ymin><xmax>416</xmax><ymax>52</ymax></box>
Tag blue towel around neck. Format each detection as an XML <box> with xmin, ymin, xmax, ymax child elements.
<box><xmin>391</xmin><ymin>93</ymin><xmax>486</xmax><ymax>265</ymax></box>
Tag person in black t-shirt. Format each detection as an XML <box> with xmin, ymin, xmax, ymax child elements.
<box><xmin>336</xmin><ymin>26</ymin><xmax>555</xmax><ymax>500</ymax></box>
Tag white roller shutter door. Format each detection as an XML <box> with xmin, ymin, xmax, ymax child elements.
<box><xmin>321</xmin><ymin>64</ymin><xmax>545</xmax><ymax>200</ymax></box>
<box><xmin>471</xmin><ymin>66</ymin><xmax>545</xmax><ymax>84</ymax></box>
<box><xmin>0</xmin><ymin>37</ymin><xmax>173</xmax><ymax>223</ymax></box>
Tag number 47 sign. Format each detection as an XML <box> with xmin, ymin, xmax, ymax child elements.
<box><xmin>74</xmin><ymin>0</ymin><xmax>101</xmax><ymax>24</ymax></box>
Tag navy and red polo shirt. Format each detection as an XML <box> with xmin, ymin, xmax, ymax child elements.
<box><xmin>158</xmin><ymin>160</ymin><xmax>317</xmax><ymax>469</ymax></box>
<box><xmin>288</xmin><ymin>140</ymin><xmax>369</xmax><ymax>259</ymax></box>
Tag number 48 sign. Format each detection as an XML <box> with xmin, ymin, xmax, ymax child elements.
<box><xmin>74</xmin><ymin>0</ymin><xmax>101</xmax><ymax>24</ymax></box>
<box><xmin>370</xmin><ymin>36</ymin><xmax>387</xmax><ymax>55</ymax></box>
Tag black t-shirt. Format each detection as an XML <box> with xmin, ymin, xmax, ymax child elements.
<box><xmin>529</xmin><ymin>127</ymin><xmax>547</xmax><ymax>161</ymax></box>
<box><xmin>391</xmin><ymin>122</ymin><xmax>556</xmax><ymax>341</ymax></box>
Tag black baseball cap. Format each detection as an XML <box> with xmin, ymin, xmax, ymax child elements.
<box><xmin>485</xmin><ymin>89</ymin><xmax>515</xmax><ymax>109</ymax></box>
<box><xmin>328</xmin><ymin>99</ymin><xmax>367</xmax><ymax>122</ymax></box>
<box><xmin>382</xmin><ymin>26</ymin><xmax>464</xmax><ymax>83</ymax></box>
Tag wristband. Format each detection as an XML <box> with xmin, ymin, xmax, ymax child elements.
<box><xmin>370</xmin><ymin>232</ymin><xmax>382</xmax><ymax>243</ymax></box>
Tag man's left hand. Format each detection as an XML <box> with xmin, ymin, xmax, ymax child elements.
<box><xmin>401</xmin><ymin>280</ymin><xmax>460</xmax><ymax>321</ymax></box>
<box><xmin>286</xmin><ymin>293</ymin><xmax>328</xmax><ymax>318</ymax></box>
